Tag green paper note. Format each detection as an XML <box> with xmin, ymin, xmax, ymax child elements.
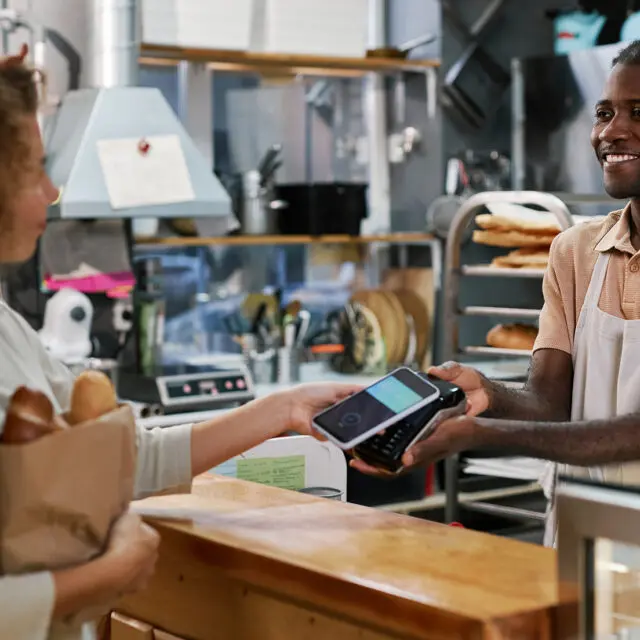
<box><xmin>236</xmin><ymin>455</ymin><xmax>305</xmax><ymax>490</ymax></box>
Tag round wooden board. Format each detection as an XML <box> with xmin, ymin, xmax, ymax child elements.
<box><xmin>393</xmin><ymin>289</ymin><xmax>431</xmax><ymax>368</ymax></box>
<box><xmin>358</xmin><ymin>305</ymin><xmax>385</xmax><ymax>369</ymax></box>
<box><xmin>351</xmin><ymin>290</ymin><xmax>399</xmax><ymax>365</ymax></box>
<box><xmin>379</xmin><ymin>290</ymin><xmax>409</xmax><ymax>365</ymax></box>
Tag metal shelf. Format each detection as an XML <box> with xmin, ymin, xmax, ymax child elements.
<box><xmin>441</xmin><ymin>192</ymin><xmax>575</xmax><ymax>526</ymax></box>
<box><xmin>461</xmin><ymin>265</ymin><xmax>545</xmax><ymax>278</ymax></box>
<box><xmin>134</xmin><ymin>232</ymin><xmax>435</xmax><ymax>249</ymax></box>
<box><xmin>462</xmin><ymin>346</ymin><xmax>533</xmax><ymax>357</ymax></box>
<box><xmin>460</xmin><ymin>306</ymin><xmax>541</xmax><ymax>319</ymax></box>
<box><xmin>462</xmin><ymin>501</ymin><xmax>545</xmax><ymax>523</ymax></box>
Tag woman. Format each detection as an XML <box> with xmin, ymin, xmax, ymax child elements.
<box><xmin>0</xmin><ymin>49</ymin><xmax>359</xmax><ymax>639</ymax></box>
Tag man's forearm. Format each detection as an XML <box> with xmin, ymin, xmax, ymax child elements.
<box><xmin>483</xmin><ymin>379</ymin><xmax>569</xmax><ymax>421</ymax></box>
<box><xmin>482</xmin><ymin>349</ymin><xmax>573</xmax><ymax>422</ymax></box>
<box><xmin>474</xmin><ymin>413</ymin><xmax>640</xmax><ymax>466</ymax></box>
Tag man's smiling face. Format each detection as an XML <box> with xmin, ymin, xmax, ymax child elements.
<box><xmin>591</xmin><ymin>63</ymin><xmax>640</xmax><ymax>199</ymax></box>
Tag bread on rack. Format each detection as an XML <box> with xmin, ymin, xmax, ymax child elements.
<box><xmin>490</xmin><ymin>248</ymin><xmax>549</xmax><ymax>270</ymax></box>
<box><xmin>473</xmin><ymin>203</ymin><xmax>607</xmax><ymax>249</ymax></box>
<box><xmin>473</xmin><ymin>229</ymin><xmax>556</xmax><ymax>248</ymax></box>
<box><xmin>486</xmin><ymin>324</ymin><xmax>538</xmax><ymax>351</ymax></box>
<box><xmin>475</xmin><ymin>210</ymin><xmax>561</xmax><ymax>234</ymax></box>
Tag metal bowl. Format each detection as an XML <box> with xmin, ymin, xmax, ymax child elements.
<box><xmin>298</xmin><ymin>487</ymin><xmax>343</xmax><ymax>501</ymax></box>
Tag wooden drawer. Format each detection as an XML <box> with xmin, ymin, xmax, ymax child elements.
<box><xmin>107</xmin><ymin>612</ymin><xmax>187</xmax><ymax>640</ymax></box>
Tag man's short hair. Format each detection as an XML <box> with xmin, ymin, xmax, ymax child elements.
<box><xmin>613</xmin><ymin>40</ymin><xmax>640</xmax><ymax>67</ymax></box>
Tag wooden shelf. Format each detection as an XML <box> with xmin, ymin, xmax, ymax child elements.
<box><xmin>134</xmin><ymin>232</ymin><xmax>436</xmax><ymax>249</ymax></box>
<box><xmin>139</xmin><ymin>43</ymin><xmax>440</xmax><ymax>77</ymax></box>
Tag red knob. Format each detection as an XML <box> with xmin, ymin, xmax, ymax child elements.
<box><xmin>138</xmin><ymin>139</ymin><xmax>151</xmax><ymax>155</ymax></box>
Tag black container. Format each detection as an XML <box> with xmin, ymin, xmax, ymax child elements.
<box><xmin>275</xmin><ymin>182</ymin><xmax>368</xmax><ymax>236</ymax></box>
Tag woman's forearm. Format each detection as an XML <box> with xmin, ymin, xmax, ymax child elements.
<box><xmin>190</xmin><ymin>392</ymin><xmax>289</xmax><ymax>477</ymax></box>
<box><xmin>52</xmin><ymin>556</ymin><xmax>119</xmax><ymax>620</ymax></box>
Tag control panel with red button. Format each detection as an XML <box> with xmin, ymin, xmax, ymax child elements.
<box><xmin>159</xmin><ymin>369</ymin><xmax>253</xmax><ymax>408</ymax></box>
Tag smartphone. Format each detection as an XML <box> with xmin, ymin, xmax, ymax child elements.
<box><xmin>312</xmin><ymin>367</ymin><xmax>441</xmax><ymax>450</ymax></box>
<box><xmin>353</xmin><ymin>375</ymin><xmax>466</xmax><ymax>473</ymax></box>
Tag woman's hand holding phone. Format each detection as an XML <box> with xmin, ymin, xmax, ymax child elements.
<box><xmin>282</xmin><ymin>382</ymin><xmax>364</xmax><ymax>438</ymax></box>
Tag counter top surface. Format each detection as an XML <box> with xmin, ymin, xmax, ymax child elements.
<box><xmin>134</xmin><ymin>474</ymin><xmax>559</xmax><ymax>634</ymax></box>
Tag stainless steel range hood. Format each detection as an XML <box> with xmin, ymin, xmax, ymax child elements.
<box><xmin>45</xmin><ymin>0</ymin><xmax>234</xmax><ymax>230</ymax></box>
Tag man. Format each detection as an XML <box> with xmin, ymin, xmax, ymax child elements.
<box><xmin>353</xmin><ymin>39</ymin><xmax>640</xmax><ymax>547</ymax></box>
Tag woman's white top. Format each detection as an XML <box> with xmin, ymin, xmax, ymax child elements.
<box><xmin>0</xmin><ymin>299</ymin><xmax>193</xmax><ymax>639</ymax></box>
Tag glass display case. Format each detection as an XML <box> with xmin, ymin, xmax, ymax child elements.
<box><xmin>556</xmin><ymin>478</ymin><xmax>640</xmax><ymax>639</ymax></box>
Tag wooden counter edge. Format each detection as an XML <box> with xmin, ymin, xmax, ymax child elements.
<box><xmin>117</xmin><ymin>522</ymin><xmax>556</xmax><ymax>640</ymax></box>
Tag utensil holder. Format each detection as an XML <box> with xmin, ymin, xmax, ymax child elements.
<box><xmin>277</xmin><ymin>347</ymin><xmax>301</xmax><ymax>385</ymax></box>
<box><xmin>244</xmin><ymin>346</ymin><xmax>278</xmax><ymax>385</ymax></box>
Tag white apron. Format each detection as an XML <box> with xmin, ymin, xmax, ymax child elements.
<box><xmin>542</xmin><ymin>251</ymin><xmax>640</xmax><ymax>547</ymax></box>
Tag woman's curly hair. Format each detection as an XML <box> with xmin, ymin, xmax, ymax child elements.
<box><xmin>0</xmin><ymin>49</ymin><xmax>40</xmax><ymax>211</ymax></box>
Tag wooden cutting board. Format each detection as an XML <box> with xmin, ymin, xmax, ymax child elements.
<box><xmin>381</xmin><ymin>268</ymin><xmax>435</xmax><ymax>368</ymax></box>
<box><xmin>351</xmin><ymin>290</ymin><xmax>400</xmax><ymax>365</ymax></box>
<box><xmin>380</xmin><ymin>290</ymin><xmax>409</xmax><ymax>365</ymax></box>
<box><xmin>393</xmin><ymin>289</ymin><xmax>430</xmax><ymax>367</ymax></box>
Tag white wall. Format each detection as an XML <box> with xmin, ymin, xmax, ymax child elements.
<box><xmin>5</xmin><ymin>0</ymin><xmax>89</xmax><ymax>101</ymax></box>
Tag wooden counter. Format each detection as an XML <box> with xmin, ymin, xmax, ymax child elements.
<box><xmin>115</xmin><ymin>474</ymin><xmax>567</xmax><ymax>640</ymax></box>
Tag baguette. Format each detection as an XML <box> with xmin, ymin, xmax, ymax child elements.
<box><xmin>68</xmin><ymin>370</ymin><xmax>118</xmax><ymax>425</ymax></box>
<box><xmin>2</xmin><ymin>387</ymin><xmax>58</xmax><ymax>444</ymax></box>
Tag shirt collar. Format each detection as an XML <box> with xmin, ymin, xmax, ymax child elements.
<box><xmin>595</xmin><ymin>203</ymin><xmax>637</xmax><ymax>255</ymax></box>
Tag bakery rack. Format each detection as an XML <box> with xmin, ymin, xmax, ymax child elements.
<box><xmin>441</xmin><ymin>191</ymin><xmax>574</xmax><ymax>525</ymax></box>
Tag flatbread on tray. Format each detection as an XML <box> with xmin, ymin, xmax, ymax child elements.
<box><xmin>490</xmin><ymin>248</ymin><xmax>549</xmax><ymax>269</ymax></box>
<box><xmin>472</xmin><ymin>229</ymin><xmax>557</xmax><ymax>248</ymax></box>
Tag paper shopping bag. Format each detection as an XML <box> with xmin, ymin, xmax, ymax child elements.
<box><xmin>0</xmin><ymin>405</ymin><xmax>136</xmax><ymax>574</ymax></box>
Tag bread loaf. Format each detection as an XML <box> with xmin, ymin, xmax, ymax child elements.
<box><xmin>486</xmin><ymin>324</ymin><xmax>538</xmax><ymax>351</ymax></box>
<box><xmin>2</xmin><ymin>371</ymin><xmax>119</xmax><ymax>442</ymax></box>
<box><xmin>68</xmin><ymin>370</ymin><xmax>118</xmax><ymax>425</ymax></box>
<box><xmin>2</xmin><ymin>387</ymin><xmax>57</xmax><ymax>444</ymax></box>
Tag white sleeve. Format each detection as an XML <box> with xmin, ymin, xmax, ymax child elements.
<box><xmin>134</xmin><ymin>423</ymin><xmax>193</xmax><ymax>499</ymax></box>
<box><xmin>8</xmin><ymin>305</ymin><xmax>75</xmax><ymax>413</ymax></box>
<box><xmin>36</xmin><ymin>349</ymin><xmax>75</xmax><ymax>414</ymax></box>
<box><xmin>0</xmin><ymin>572</ymin><xmax>55</xmax><ymax>640</ymax></box>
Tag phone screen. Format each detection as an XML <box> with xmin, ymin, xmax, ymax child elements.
<box><xmin>313</xmin><ymin>369</ymin><xmax>439</xmax><ymax>445</ymax></box>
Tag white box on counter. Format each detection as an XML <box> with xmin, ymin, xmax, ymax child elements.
<box><xmin>251</xmin><ymin>0</ymin><xmax>369</xmax><ymax>58</ymax></box>
<box><xmin>141</xmin><ymin>0</ymin><xmax>255</xmax><ymax>51</ymax></box>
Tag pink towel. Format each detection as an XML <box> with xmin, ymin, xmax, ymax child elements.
<box><xmin>44</xmin><ymin>271</ymin><xmax>135</xmax><ymax>299</ymax></box>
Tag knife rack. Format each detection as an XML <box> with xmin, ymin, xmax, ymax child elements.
<box><xmin>441</xmin><ymin>191</ymin><xmax>574</xmax><ymax>525</ymax></box>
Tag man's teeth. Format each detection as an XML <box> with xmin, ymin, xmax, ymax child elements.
<box><xmin>605</xmin><ymin>154</ymin><xmax>640</xmax><ymax>163</ymax></box>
